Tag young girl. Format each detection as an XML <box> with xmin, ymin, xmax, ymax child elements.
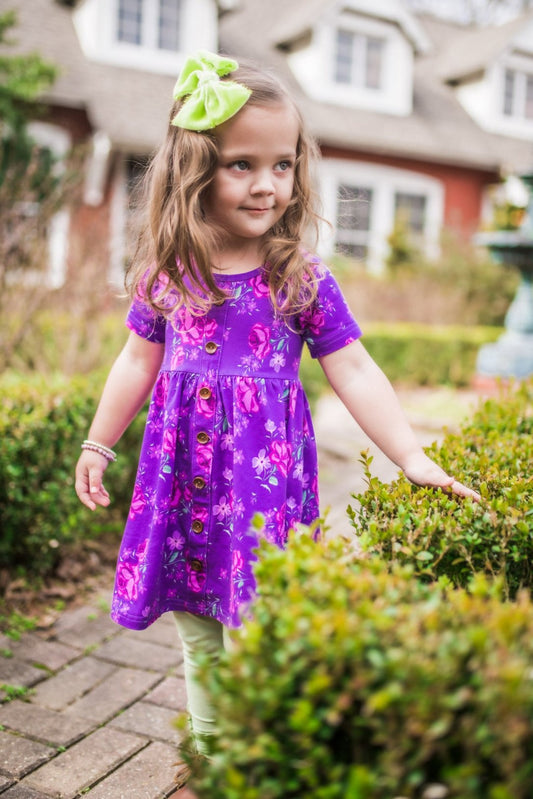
<box><xmin>75</xmin><ymin>51</ymin><xmax>480</xmax><ymax>753</ymax></box>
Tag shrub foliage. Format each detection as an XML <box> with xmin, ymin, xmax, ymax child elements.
<box><xmin>183</xmin><ymin>533</ymin><xmax>533</xmax><ymax>799</ymax></box>
<box><xmin>349</xmin><ymin>381</ymin><xmax>533</xmax><ymax>597</ymax></box>
<box><xmin>0</xmin><ymin>373</ymin><xmax>145</xmax><ymax>577</ymax></box>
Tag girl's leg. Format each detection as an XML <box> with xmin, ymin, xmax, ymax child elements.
<box><xmin>173</xmin><ymin>611</ymin><xmax>232</xmax><ymax>754</ymax></box>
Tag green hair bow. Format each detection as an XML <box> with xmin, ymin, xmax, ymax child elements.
<box><xmin>171</xmin><ymin>50</ymin><xmax>251</xmax><ymax>131</ymax></box>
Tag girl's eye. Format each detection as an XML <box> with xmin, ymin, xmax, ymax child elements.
<box><xmin>276</xmin><ymin>160</ymin><xmax>293</xmax><ymax>172</ymax></box>
<box><xmin>230</xmin><ymin>160</ymin><xmax>249</xmax><ymax>172</ymax></box>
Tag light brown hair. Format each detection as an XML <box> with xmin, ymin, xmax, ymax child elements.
<box><xmin>126</xmin><ymin>58</ymin><xmax>322</xmax><ymax>317</ymax></box>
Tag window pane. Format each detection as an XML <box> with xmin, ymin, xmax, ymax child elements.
<box><xmin>335</xmin><ymin>29</ymin><xmax>354</xmax><ymax>84</ymax></box>
<box><xmin>394</xmin><ymin>192</ymin><xmax>427</xmax><ymax>234</ymax></box>
<box><xmin>526</xmin><ymin>74</ymin><xmax>533</xmax><ymax>120</ymax></box>
<box><xmin>117</xmin><ymin>0</ymin><xmax>143</xmax><ymax>45</ymax></box>
<box><xmin>337</xmin><ymin>185</ymin><xmax>372</xmax><ymax>231</ymax></box>
<box><xmin>335</xmin><ymin>242</ymin><xmax>367</xmax><ymax>260</ymax></box>
<box><xmin>159</xmin><ymin>0</ymin><xmax>181</xmax><ymax>51</ymax></box>
<box><xmin>365</xmin><ymin>37</ymin><xmax>383</xmax><ymax>90</ymax></box>
<box><xmin>503</xmin><ymin>68</ymin><xmax>515</xmax><ymax>116</ymax></box>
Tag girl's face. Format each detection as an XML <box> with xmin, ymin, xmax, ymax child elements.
<box><xmin>203</xmin><ymin>102</ymin><xmax>300</xmax><ymax>263</ymax></box>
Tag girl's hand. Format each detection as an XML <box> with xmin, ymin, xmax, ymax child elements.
<box><xmin>75</xmin><ymin>450</ymin><xmax>112</xmax><ymax>511</ymax></box>
<box><xmin>401</xmin><ymin>451</ymin><xmax>481</xmax><ymax>503</ymax></box>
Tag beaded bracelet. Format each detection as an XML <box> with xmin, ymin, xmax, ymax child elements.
<box><xmin>81</xmin><ymin>440</ymin><xmax>117</xmax><ymax>463</ymax></box>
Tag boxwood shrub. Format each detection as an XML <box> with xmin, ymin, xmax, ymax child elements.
<box><xmin>362</xmin><ymin>323</ymin><xmax>501</xmax><ymax>387</ymax></box>
<box><xmin>182</xmin><ymin>532</ymin><xmax>533</xmax><ymax>798</ymax></box>
<box><xmin>0</xmin><ymin>372</ymin><xmax>146</xmax><ymax>577</ymax></box>
<box><xmin>349</xmin><ymin>381</ymin><xmax>533</xmax><ymax>597</ymax></box>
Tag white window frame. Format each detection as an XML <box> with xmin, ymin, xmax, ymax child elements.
<box><xmin>318</xmin><ymin>159</ymin><xmax>444</xmax><ymax>274</ymax></box>
<box><xmin>335</xmin><ymin>184</ymin><xmax>374</xmax><ymax>260</ymax></box>
<box><xmin>333</xmin><ymin>28</ymin><xmax>385</xmax><ymax>91</ymax></box>
<box><xmin>393</xmin><ymin>191</ymin><xmax>428</xmax><ymax>236</ymax></box>
<box><xmin>287</xmin><ymin>10</ymin><xmax>415</xmax><ymax>116</ymax></box>
<box><xmin>73</xmin><ymin>0</ymin><xmax>217</xmax><ymax>75</ymax></box>
<box><xmin>115</xmin><ymin>0</ymin><xmax>182</xmax><ymax>52</ymax></box>
<box><xmin>502</xmin><ymin>66</ymin><xmax>533</xmax><ymax>121</ymax></box>
<box><xmin>458</xmin><ymin>52</ymin><xmax>533</xmax><ymax>141</ymax></box>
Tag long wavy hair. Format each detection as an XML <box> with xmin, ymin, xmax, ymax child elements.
<box><xmin>126</xmin><ymin>59</ymin><xmax>322</xmax><ymax>318</ymax></box>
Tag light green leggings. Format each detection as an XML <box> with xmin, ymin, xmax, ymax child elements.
<box><xmin>173</xmin><ymin>611</ymin><xmax>233</xmax><ymax>755</ymax></box>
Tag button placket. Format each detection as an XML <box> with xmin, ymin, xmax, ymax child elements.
<box><xmin>187</xmin><ymin>307</ymin><xmax>226</xmax><ymax>581</ymax></box>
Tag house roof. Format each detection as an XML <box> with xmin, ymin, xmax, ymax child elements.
<box><xmin>266</xmin><ymin>0</ymin><xmax>431</xmax><ymax>54</ymax></box>
<box><xmin>435</xmin><ymin>11</ymin><xmax>533</xmax><ymax>84</ymax></box>
<box><xmin>2</xmin><ymin>0</ymin><xmax>533</xmax><ymax>174</ymax></box>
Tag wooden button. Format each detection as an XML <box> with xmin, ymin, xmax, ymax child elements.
<box><xmin>192</xmin><ymin>520</ymin><xmax>204</xmax><ymax>534</ymax></box>
<box><xmin>196</xmin><ymin>431</ymin><xmax>210</xmax><ymax>444</ymax></box>
<box><xmin>193</xmin><ymin>476</ymin><xmax>206</xmax><ymax>490</ymax></box>
<box><xmin>189</xmin><ymin>558</ymin><xmax>203</xmax><ymax>572</ymax></box>
<box><xmin>198</xmin><ymin>387</ymin><xmax>212</xmax><ymax>400</ymax></box>
<box><xmin>205</xmin><ymin>341</ymin><xmax>218</xmax><ymax>354</ymax></box>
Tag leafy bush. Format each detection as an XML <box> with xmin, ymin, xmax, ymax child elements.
<box><xmin>363</xmin><ymin>323</ymin><xmax>500</xmax><ymax>387</ymax></box>
<box><xmin>0</xmin><ymin>372</ymin><xmax>145</xmax><ymax>578</ymax></box>
<box><xmin>182</xmin><ymin>532</ymin><xmax>533</xmax><ymax>798</ymax></box>
<box><xmin>349</xmin><ymin>381</ymin><xmax>533</xmax><ymax>598</ymax></box>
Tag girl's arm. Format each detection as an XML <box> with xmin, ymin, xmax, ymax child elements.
<box><xmin>319</xmin><ymin>340</ymin><xmax>481</xmax><ymax>501</ymax></box>
<box><xmin>75</xmin><ymin>331</ymin><xmax>165</xmax><ymax>511</ymax></box>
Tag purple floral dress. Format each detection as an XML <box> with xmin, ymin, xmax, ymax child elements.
<box><xmin>110</xmin><ymin>256</ymin><xmax>361</xmax><ymax>629</ymax></box>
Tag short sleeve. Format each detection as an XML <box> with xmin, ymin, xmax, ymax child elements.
<box><xmin>126</xmin><ymin>299</ymin><xmax>167</xmax><ymax>344</ymax></box>
<box><xmin>298</xmin><ymin>261</ymin><xmax>362</xmax><ymax>359</ymax></box>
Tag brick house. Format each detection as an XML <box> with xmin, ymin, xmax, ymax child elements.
<box><xmin>2</xmin><ymin>0</ymin><xmax>533</xmax><ymax>286</ymax></box>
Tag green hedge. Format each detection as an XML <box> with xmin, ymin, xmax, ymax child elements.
<box><xmin>362</xmin><ymin>323</ymin><xmax>501</xmax><ymax>387</ymax></box>
<box><xmin>182</xmin><ymin>533</ymin><xmax>533</xmax><ymax>798</ymax></box>
<box><xmin>0</xmin><ymin>373</ymin><xmax>146</xmax><ymax>577</ymax></box>
<box><xmin>349</xmin><ymin>381</ymin><xmax>533</xmax><ymax>598</ymax></box>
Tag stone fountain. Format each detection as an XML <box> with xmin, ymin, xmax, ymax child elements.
<box><xmin>475</xmin><ymin>172</ymin><xmax>533</xmax><ymax>380</ymax></box>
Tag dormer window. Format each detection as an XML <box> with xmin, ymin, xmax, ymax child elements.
<box><xmin>503</xmin><ymin>67</ymin><xmax>533</xmax><ymax>120</ymax></box>
<box><xmin>116</xmin><ymin>0</ymin><xmax>182</xmax><ymax>52</ymax></box>
<box><xmin>334</xmin><ymin>29</ymin><xmax>384</xmax><ymax>90</ymax></box>
<box><xmin>284</xmin><ymin>8</ymin><xmax>424</xmax><ymax>117</ymax></box>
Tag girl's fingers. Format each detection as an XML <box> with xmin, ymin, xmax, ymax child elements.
<box><xmin>75</xmin><ymin>460</ymin><xmax>111</xmax><ymax>510</ymax></box>
<box><xmin>402</xmin><ymin>455</ymin><xmax>481</xmax><ymax>503</ymax></box>
<box><xmin>447</xmin><ymin>479</ymin><xmax>482</xmax><ymax>503</ymax></box>
<box><xmin>75</xmin><ymin>476</ymin><xmax>97</xmax><ymax>510</ymax></box>
<box><xmin>87</xmin><ymin>469</ymin><xmax>111</xmax><ymax>508</ymax></box>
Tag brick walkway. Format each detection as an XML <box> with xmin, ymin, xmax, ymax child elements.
<box><xmin>0</xmin><ymin>605</ymin><xmax>186</xmax><ymax>798</ymax></box>
<box><xmin>0</xmin><ymin>389</ymin><xmax>478</xmax><ymax>799</ymax></box>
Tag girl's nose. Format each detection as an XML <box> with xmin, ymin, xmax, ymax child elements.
<box><xmin>250</xmin><ymin>169</ymin><xmax>274</xmax><ymax>194</ymax></box>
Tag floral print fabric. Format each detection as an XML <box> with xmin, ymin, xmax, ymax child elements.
<box><xmin>111</xmin><ymin>256</ymin><xmax>361</xmax><ymax>629</ymax></box>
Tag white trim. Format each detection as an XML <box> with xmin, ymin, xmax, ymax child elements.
<box><xmin>27</xmin><ymin>122</ymin><xmax>71</xmax><ymax>159</ymax></box>
<box><xmin>109</xmin><ymin>156</ymin><xmax>129</xmax><ymax>290</ymax></box>
<box><xmin>318</xmin><ymin>159</ymin><xmax>444</xmax><ymax>273</ymax></box>
<box><xmin>27</xmin><ymin>122</ymin><xmax>72</xmax><ymax>288</ymax></box>
<box><xmin>47</xmin><ymin>209</ymin><xmax>71</xmax><ymax>289</ymax></box>
<box><xmin>84</xmin><ymin>131</ymin><xmax>112</xmax><ymax>207</ymax></box>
